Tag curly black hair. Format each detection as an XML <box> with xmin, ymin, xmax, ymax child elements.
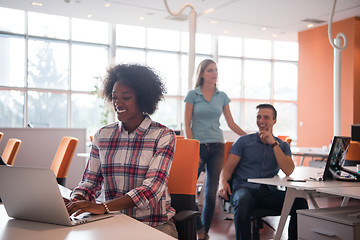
<box><xmin>102</xmin><ymin>64</ymin><xmax>166</xmax><ymax>115</ymax></box>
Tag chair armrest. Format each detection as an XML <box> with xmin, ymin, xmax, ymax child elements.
<box><xmin>173</xmin><ymin>210</ymin><xmax>200</xmax><ymax>222</ymax></box>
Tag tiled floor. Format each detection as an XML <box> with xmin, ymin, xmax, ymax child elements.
<box><xmin>196</xmin><ymin>174</ymin><xmax>360</xmax><ymax>240</ymax></box>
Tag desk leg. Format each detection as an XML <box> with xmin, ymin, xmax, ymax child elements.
<box><xmin>274</xmin><ymin>188</ymin><xmax>308</xmax><ymax>240</ymax></box>
<box><xmin>308</xmin><ymin>192</ymin><xmax>319</xmax><ymax>208</ymax></box>
<box><xmin>299</xmin><ymin>156</ymin><xmax>305</xmax><ymax>166</ymax></box>
<box><xmin>341</xmin><ymin>197</ymin><xmax>350</xmax><ymax>206</ymax></box>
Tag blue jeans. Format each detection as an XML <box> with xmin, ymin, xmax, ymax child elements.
<box><xmin>196</xmin><ymin>143</ymin><xmax>224</xmax><ymax>233</ymax></box>
<box><xmin>231</xmin><ymin>185</ymin><xmax>308</xmax><ymax>240</ymax></box>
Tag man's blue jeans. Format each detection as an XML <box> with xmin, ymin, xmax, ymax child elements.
<box><xmin>231</xmin><ymin>185</ymin><xmax>308</xmax><ymax>240</ymax></box>
<box><xmin>196</xmin><ymin>143</ymin><xmax>224</xmax><ymax>233</ymax></box>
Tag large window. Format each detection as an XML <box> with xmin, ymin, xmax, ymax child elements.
<box><xmin>0</xmin><ymin>35</ymin><xmax>25</xmax><ymax>87</ymax></box>
<box><xmin>217</xmin><ymin>36</ymin><xmax>298</xmax><ymax>139</ymax></box>
<box><xmin>0</xmin><ymin>7</ymin><xmax>299</xmax><ymax>142</ymax></box>
<box><xmin>28</xmin><ymin>39</ymin><xmax>69</xmax><ymax>90</ymax></box>
<box><xmin>71</xmin><ymin>43</ymin><xmax>108</xmax><ymax>91</ymax></box>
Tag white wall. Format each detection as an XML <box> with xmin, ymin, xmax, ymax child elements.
<box><xmin>0</xmin><ymin>128</ymin><xmax>87</xmax><ymax>189</ymax></box>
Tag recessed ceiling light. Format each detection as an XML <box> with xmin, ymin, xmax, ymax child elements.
<box><xmin>87</xmin><ymin>14</ymin><xmax>93</xmax><ymax>18</ymax></box>
<box><xmin>260</xmin><ymin>27</ymin><xmax>267</xmax><ymax>31</ymax></box>
<box><xmin>307</xmin><ymin>23</ymin><xmax>315</xmax><ymax>28</ymax></box>
<box><xmin>223</xmin><ymin>30</ymin><xmax>229</xmax><ymax>34</ymax></box>
<box><xmin>105</xmin><ymin>3</ymin><xmax>111</xmax><ymax>7</ymax></box>
<box><xmin>272</xmin><ymin>34</ymin><xmax>278</xmax><ymax>38</ymax></box>
<box><xmin>31</xmin><ymin>2</ymin><xmax>43</xmax><ymax>6</ymax></box>
<box><xmin>203</xmin><ymin>8</ymin><xmax>215</xmax><ymax>15</ymax></box>
<box><xmin>139</xmin><ymin>17</ymin><xmax>145</xmax><ymax>20</ymax></box>
<box><xmin>210</xmin><ymin>20</ymin><xmax>217</xmax><ymax>24</ymax></box>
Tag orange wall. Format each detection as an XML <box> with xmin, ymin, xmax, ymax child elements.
<box><xmin>298</xmin><ymin>17</ymin><xmax>360</xmax><ymax>147</ymax></box>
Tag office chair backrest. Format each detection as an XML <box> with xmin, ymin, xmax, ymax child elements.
<box><xmin>50</xmin><ymin>136</ymin><xmax>78</xmax><ymax>182</ymax></box>
<box><xmin>346</xmin><ymin>141</ymin><xmax>360</xmax><ymax>161</ymax></box>
<box><xmin>224</xmin><ymin>141</ymin><xmax>234</xmax><ymax>163</ymax></box>
<box><xmin>1</xmin><ymin>138</ymin><xmax>22</xmax><ymax>165</ymax></box>
<box><xmin>167</xmin><ymin>138</ymin><xmax>200</xmax><ymax>240</ymax></box>
<box><xmin>175</xmin><ymin>135</ymin><xmax>185</xmax><ymax>140</ymax></box>
<box><xmin>168</xmin><ymin>139</ymin><xmax>200</xmax><ymax>195</ymax></box>
<box><xmin>278</xmin><ymin>135</ymin><xmax>292</xmax><ymax>145</ymax></box>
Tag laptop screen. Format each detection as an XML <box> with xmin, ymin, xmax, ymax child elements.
<box><xmin>322</xmin><ymin>136</ymin><xmax>359</xmax><ymax>181</ymax></box>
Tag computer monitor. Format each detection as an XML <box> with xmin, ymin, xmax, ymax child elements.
<box><xmin>351</xmin><ymin>124</ymin><xmax>360</xmax><ymax>142</ymax></box>
<box><xmin>322</xmin><ymin>136</ymin><xmax>360</xmax><ymax>181</ymax></box>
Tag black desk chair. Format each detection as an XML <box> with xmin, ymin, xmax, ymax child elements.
<box><xmin>223</xmin><ymin>198</ymin><xmax>280</xmax><ymax>240</ymax></box>
<box><xmin>222</xmin><ymin>141</ymin><xmax>280</xmax><ymax>240</ymax></box>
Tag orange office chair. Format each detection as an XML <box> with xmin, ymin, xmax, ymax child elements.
<box><xmin>278</xmin><ymin>135</ymin><xmax>292</xmax><ymax>145</ymax></box>
<box><xmin>344</xmin><ymin>141</ymin><xmax>360</xmax><ymax>166</ymax></box>
<box><xmin>167</xmin><ymin>138</ymin><xmax>200</xmax><ymax>240</ymax></box>
<box><xmin>224</xmin><ymin>141</ymin><xmax>234</xmax><ymax>163</ymax></box>
<box><xmin>1</xmin><ymin>138</ymin><xmax>22</xmax><ymax>165</ymax></box>
<box><xmin>175</xmin><ymin>135</ymin><xmax>185</xmax><ymax>139</ymax></box>
<box><xmin>50</xmin><ymin>136</ymin><xmax>79</xmax><ymax>186</ymax></box>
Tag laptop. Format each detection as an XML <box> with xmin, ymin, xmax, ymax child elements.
<box><xmin>0</xmin><ymin>166</ymin><xmax>113</xmax><ymax>226</ymax></box>
<box><xmin>322</xmin><ymin>136</ymin><xmax>360</xmax><ymax>182</ymax></box>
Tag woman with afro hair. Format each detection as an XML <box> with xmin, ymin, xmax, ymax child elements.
<box><xmin>67</xmin><ymin>64</ymin><xmax>178</xmax><ymax>238</ymax></box>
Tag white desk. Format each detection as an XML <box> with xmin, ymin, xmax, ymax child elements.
<box><xmin>317</xmin><ymin>186</ymin><xmax>360</xmax><ymax>200</ymax></box>
<box><xmin>0</xmin><ymin>204</ymin><xmax>175</xmax><ymax>240</ymax></box>
<box><xmin>248</xmin><ymin>166</ymin><xmax>359</xmax><ymax>240</ymax></box>
<box><xmin>291</xmin><ymin>147</ymin><xmax>329</xmax><ymax>166</ymax></box>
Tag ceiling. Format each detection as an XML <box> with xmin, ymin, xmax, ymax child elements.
<box><xmin>1</xmin><ymin>0</ymin><xmax>359</xmax><ymax>42</ymax></box>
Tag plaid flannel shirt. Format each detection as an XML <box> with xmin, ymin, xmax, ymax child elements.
<box><xmin>72</xmin><ymin>115</ymin><xmax>176</xmax><ymax>227</ymax></box>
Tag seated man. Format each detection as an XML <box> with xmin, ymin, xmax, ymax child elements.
<box><xmin>218</xmin><ymin>104</ymin><xmax>308</xmax><ymax>240</ymax></box>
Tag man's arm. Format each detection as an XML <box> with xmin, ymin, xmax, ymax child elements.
<box><xmin>259</xmin><ymin>129</ymin><xmax>294</xmax><ymax>176</ymax></box>
<box><xmin>218</xmin><ymin>153</ymin><xmax>241</xmax><ymax>201</ymax></box>
<box><xmin>273</xmin><ymin>143</ymin><xmax>294</xmax><ymax>176</ymax></box>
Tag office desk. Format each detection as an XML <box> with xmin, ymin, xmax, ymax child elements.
<box><xmin>248</xmin><ymin>167</ymin><xmax>358</xmax><ymax>240</ymax></box>
<box><xmin>0</xmin><ymin>205</ymin><xmax>175</xmax><ymax>240</ymax></box>
<box><xmin>291</xmin><ymin>147</ymin><xmax>329</xmax><ymax>166</ymax></box>
<box><xmin>317</xmin><ymin>186</ymin><xmax>360</xmax><ymax>200</ymax></box>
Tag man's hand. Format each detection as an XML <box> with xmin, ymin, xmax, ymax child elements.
<box><xmin>218</xmin><ymin>180</ymin><xmax>231</xmax><ymax>201</ymax></box>
<box><xmin>258</xmin><ymin>128</ymin><xmax>276</xmax><ymax>145</ymax></box>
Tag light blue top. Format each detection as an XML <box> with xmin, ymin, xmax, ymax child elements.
<box><xmin>184</xmin><ymin>86</ymin><xmax>230</xmax><ymax>144</ymax></box>
<box><xmin>230</xmin><ymin>133</ymin><xmax>291</xmax><ymax>190</ymax></box>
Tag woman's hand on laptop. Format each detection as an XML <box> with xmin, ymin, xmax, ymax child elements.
<box><xmin>63</xmin><ymin>194</ymin><xmax>83</xmax><ymax>205</ymax></box>
<box><xmin>66</xmin><ymin>200</ymin><xmax>107</xmax><ymax>217</ymax></box>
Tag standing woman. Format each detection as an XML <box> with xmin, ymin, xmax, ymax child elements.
<box><xmin>184</xmin><ymin>59</ymin><xmax>246</xmax><ymax>239</ymax></box>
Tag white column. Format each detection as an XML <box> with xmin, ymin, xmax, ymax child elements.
<box><xmin>188</xmin><ymin>10</ymin><xmax>197</xmax><ymax>90</ymax></box>
<box><xmin>333</xmin><ymin>36</ymin><xmax>342</xmax><ymax>136</ymax></box>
